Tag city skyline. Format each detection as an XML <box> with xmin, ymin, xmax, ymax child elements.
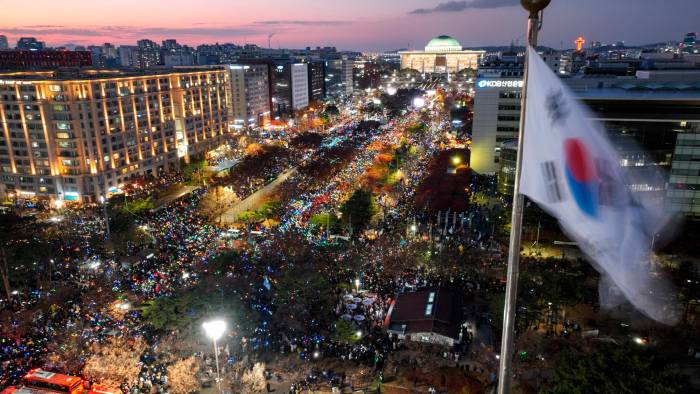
<box><xmin>1</xmin><ymin>0</ymin><xmax>697</xmax><ymax>51</ymax></box>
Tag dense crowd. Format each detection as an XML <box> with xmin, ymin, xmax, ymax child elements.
<box><xmin>0</xmin><ymin>98</ymin><xmax>518</xmax><ymax>393</ymax></box>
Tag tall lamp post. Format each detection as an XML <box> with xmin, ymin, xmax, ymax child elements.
<box><xmin>203</xmin><ymin>319</ymin><xmax>227</xmax><ymax>393</ymax></box>
<box><xmin>497</xmin><ymin>1</ymin><xmax>550</xmax><ymax>394</ymax></box>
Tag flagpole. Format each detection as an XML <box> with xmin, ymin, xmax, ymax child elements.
<box><xmin>497</xmin><ymin>1</ymin><xmax>549</xmax><ymax>393</ymax></box>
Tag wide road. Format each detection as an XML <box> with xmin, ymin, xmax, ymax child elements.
<box><xmin>219</xmin><ymin>167</ymin><xmax>297</xmax><ymax>224</ymax></box>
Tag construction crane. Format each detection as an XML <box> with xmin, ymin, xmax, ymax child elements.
<box><xmin>267</xmin><ymin>33</ymin><xmax>276</xmax><ymax>49</ymax></box>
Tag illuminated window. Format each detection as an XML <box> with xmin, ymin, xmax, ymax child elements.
<box><xmin>425</xmin><ymin>292</ymin><xmax>436</xmax><ymax>316</ymax></box>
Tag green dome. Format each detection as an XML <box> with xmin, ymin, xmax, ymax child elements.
<box><xmin>425</xmin><ymin>35</ymin><xmax>462</xmax><ymax>52</ymax></box>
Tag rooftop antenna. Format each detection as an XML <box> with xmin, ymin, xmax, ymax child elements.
<box><xmin>268</xmin><ymin>33</ymin><xmax>275</xmax><ymax>49</ymax></box>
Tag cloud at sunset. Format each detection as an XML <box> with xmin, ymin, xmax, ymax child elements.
<box><xmin>409</xmin><ymin>0</ymin><xmax>519</xmax><ymax>15</ymax></box>
<box><xmin>0</xmin><ymin>0</ymin><xmax>696</xmax><ymax>50</ymax></box>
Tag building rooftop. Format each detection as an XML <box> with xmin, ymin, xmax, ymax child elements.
<box><xmin>0</xmin><ymin>66</ymin><xmax>225</xmax><ymax>81</ymax></box>
<box><xmin>425</xmin><ymin>35</ymin><xmax>463</xmax><ymax>52</ymax></box>
<box><xmin>387</xmin><ymin>287</ymin><xmax>462</xmax><ymax>340</ymax></box>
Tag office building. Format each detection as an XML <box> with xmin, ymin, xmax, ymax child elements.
<box><xmin>291</xmin><ymin>63</ymin><xmax>309</xmax><ymax>111</ymax></box>
<box><xmin>16</xmin><ymin>37</ymin><xmax>45</xmax><ymax>51</ymax></box>
<box><xmin>228</xmin><ymin>64</ymin><xmax>270</xmax><ymax>127</ymax></box>
<box><xmin>470</xmin><ymin>52</ymin><xmax>524</xmax><ymax>174</ymax></box>
<box><xmin>307</xmin><ymin>61</ymin><xmax>326</xmax><ymax>102</ymax></box>
<box><xmin>0</xmin><ymin>68</ymin><xmax>231</xmax><ymax>203</ymax></box>
<box><xmin>490</xmin><ymin>70</ymin><xmax>700</xmax><ymax>218</ymax></box>
<box><xmin>0</xmin><ymin>36</ymin><xmax>8</xmax><ymax>51</ymax></box>
<box><xmin>261</xmin><ymin>61</ymin><xmax>310</xmax><ymax>117</ymax></box>
<box><xmin>399</xmin><ymin>35</ymin><xmax>484</xmax><ymax>74</ymax></box>
<box><xmin>354</xmin><ymin>60</ymin><xmax>383</xmax><ymax>91</ymax></box>
<box><xmin>496</xmin><ymin>140</ymin><xmax>517</xmax><ymax>195</ymax></box>
<box><xmin>270</xmin><ymin>62</ymin><xmax>292</xmax><ymax>117</ymax></box>
<box><xmin>326</xmin><ymin>58</ymin><xmax>353</xmax><ymax>97</ymax></box>
<box><xmin>0</xmin><ymin>51</ymin><xmax>92</xmax><ymax>69</ymax></box>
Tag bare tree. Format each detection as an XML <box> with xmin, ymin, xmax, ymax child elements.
<box><xmin>167</xmin><ymin>356</ymin><xmax>201</xmax><ymax>394</ymax></box>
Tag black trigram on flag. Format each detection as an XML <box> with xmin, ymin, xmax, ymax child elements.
<box><xmin>541</xmin><ymin>161</ymin><xmax>563</xmax><ymax>203</ymax></box>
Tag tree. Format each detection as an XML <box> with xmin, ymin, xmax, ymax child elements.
<box><xmin>182</xmin><ymin>158</ymin><xmax>207</xmax><ymax>183</ymax></box>
<box><xmin>237</xmin><ymin>362</ymin><xmax>267</xmax><ymax>394</ymax></box>
<box><xmin>141</xmin><ymin>284</ymin><xmax>258</xmax><ymax>336</ymax></box>
<box><xmin>0</xmin><ymin>214</ymin><xmax>54</xmax><ymax>298</ymax></box>
<box><xmin>167</xmin><ymin>357</ymin><xmax>201</xmax><ymax>394</ymax></box>
<box><xmin>324</xmin><ymin>104</ymin><xmax>340</xmax><ymax>116</ymax></box>
<box><xmin>332</xmin><ymin>319</ymin><xmax>361</xmax><ymax>343</ymax></box>
<box><xmin>543</xmin><ymin>342</ymin><xmax>690</xmax><ymax>394</ymax></box>
<box><xmin>341</xmin><ymin>189</ymin><xmax>377</xmax><ymax>232</ymax></box>
<box><xmin>83</xmin><ymin>337</ymin><xmax>145</xmax><ymax>387</ymax></box>
<box><xmin>489</xmin><ymin>294</ymin><xmax>505</xmax><ymax>332</ymax></box>
<box><xmin>310</xmin><ymin>212</ymin><xmax>340</xmax><ymax>234</ymax></box>
<box><xmin>273</xmin><ymin>264</ymin><xmax>335</xmax><ymax>331</ymax></box>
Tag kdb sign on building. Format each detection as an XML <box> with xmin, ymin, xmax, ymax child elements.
<box><xmin>476</xmin><ymin>79</ymin><xmax>524</xmax><ymax>89</ymax></box>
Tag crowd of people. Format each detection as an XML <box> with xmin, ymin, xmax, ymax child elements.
<box><xmin>0</xmin><ymin>95</ymin><xmax>520</xmax><ymax>393</ymax></box>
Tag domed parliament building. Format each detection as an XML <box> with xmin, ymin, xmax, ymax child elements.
<box><xmin>399</xmin><ymin>35</ymin><xmax>485</xmax><ymax>74</ymax></box>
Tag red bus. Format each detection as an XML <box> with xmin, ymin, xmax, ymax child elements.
<box><xmin>1</xmin><ymin>369</ymin><xmax>118</xmax><ymax>394</ymax></box>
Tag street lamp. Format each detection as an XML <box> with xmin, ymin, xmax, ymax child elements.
<box><xmin>52</xmin><ymin>199</ymin><xmax>64</xmax><ymax>210</ymax></box>
<box><xmin>451</xmin><ymin>156</ymin><xmax>461</xmax><ymax>166</ymax></box>
<box><xmin>203</xmin><ymin>319</ymin><xmax>226</xmax><ymax>393</ymax></box>
<box><xmin>354</xmin><ymin>278</ymin><xmax>360</xmax><ymax>293</ymax></box>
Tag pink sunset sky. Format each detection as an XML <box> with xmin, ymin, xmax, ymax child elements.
<box><xmin>1</xmin><ymin>0</ymin><xmax>697</xmax><ymax>51</ymax></box>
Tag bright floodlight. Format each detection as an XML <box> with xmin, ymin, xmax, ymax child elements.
<box><xmin>386</xmin><ymin>86</ymin><xmax>397</xmax><ymax>96</ymax></box>
<box><xmin>452</xmin><ymin>156</ymin><xmax>462</xmax><ymax>166</ymax></box>
<box><xmin>203</xmin><ymin>319</ymin><xmax>226</xmax><ymax>341</ymax></box>
<box><xmin>413</xmin><ymin>97</ymin><xmax>425</xmax><ymax>108</ymax></box>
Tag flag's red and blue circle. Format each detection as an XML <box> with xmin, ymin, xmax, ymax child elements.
<box><xmin>564</xmin><ymin>138</ymin><xmax>599</xmax><ymax>217</ymax></box>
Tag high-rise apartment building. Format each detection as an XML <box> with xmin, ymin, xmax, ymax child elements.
<box><xmin>135</xmin><ymin>39</ymin><xmax>161</xmax><ymax>69</ymax></box>
<box><xmin>0</xmin><ymin>36</ymin><xmax>9</xmax><ymax>51</ymax></box>
<box><xmin>0</xmin><ymin>68</ymin><xmax>231</xmax><ymax>203</ymax></box>
<box><xmin>228</xmin><ymin>64</ymin><xmax>270</xmax><ymax>127</ymax></box>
